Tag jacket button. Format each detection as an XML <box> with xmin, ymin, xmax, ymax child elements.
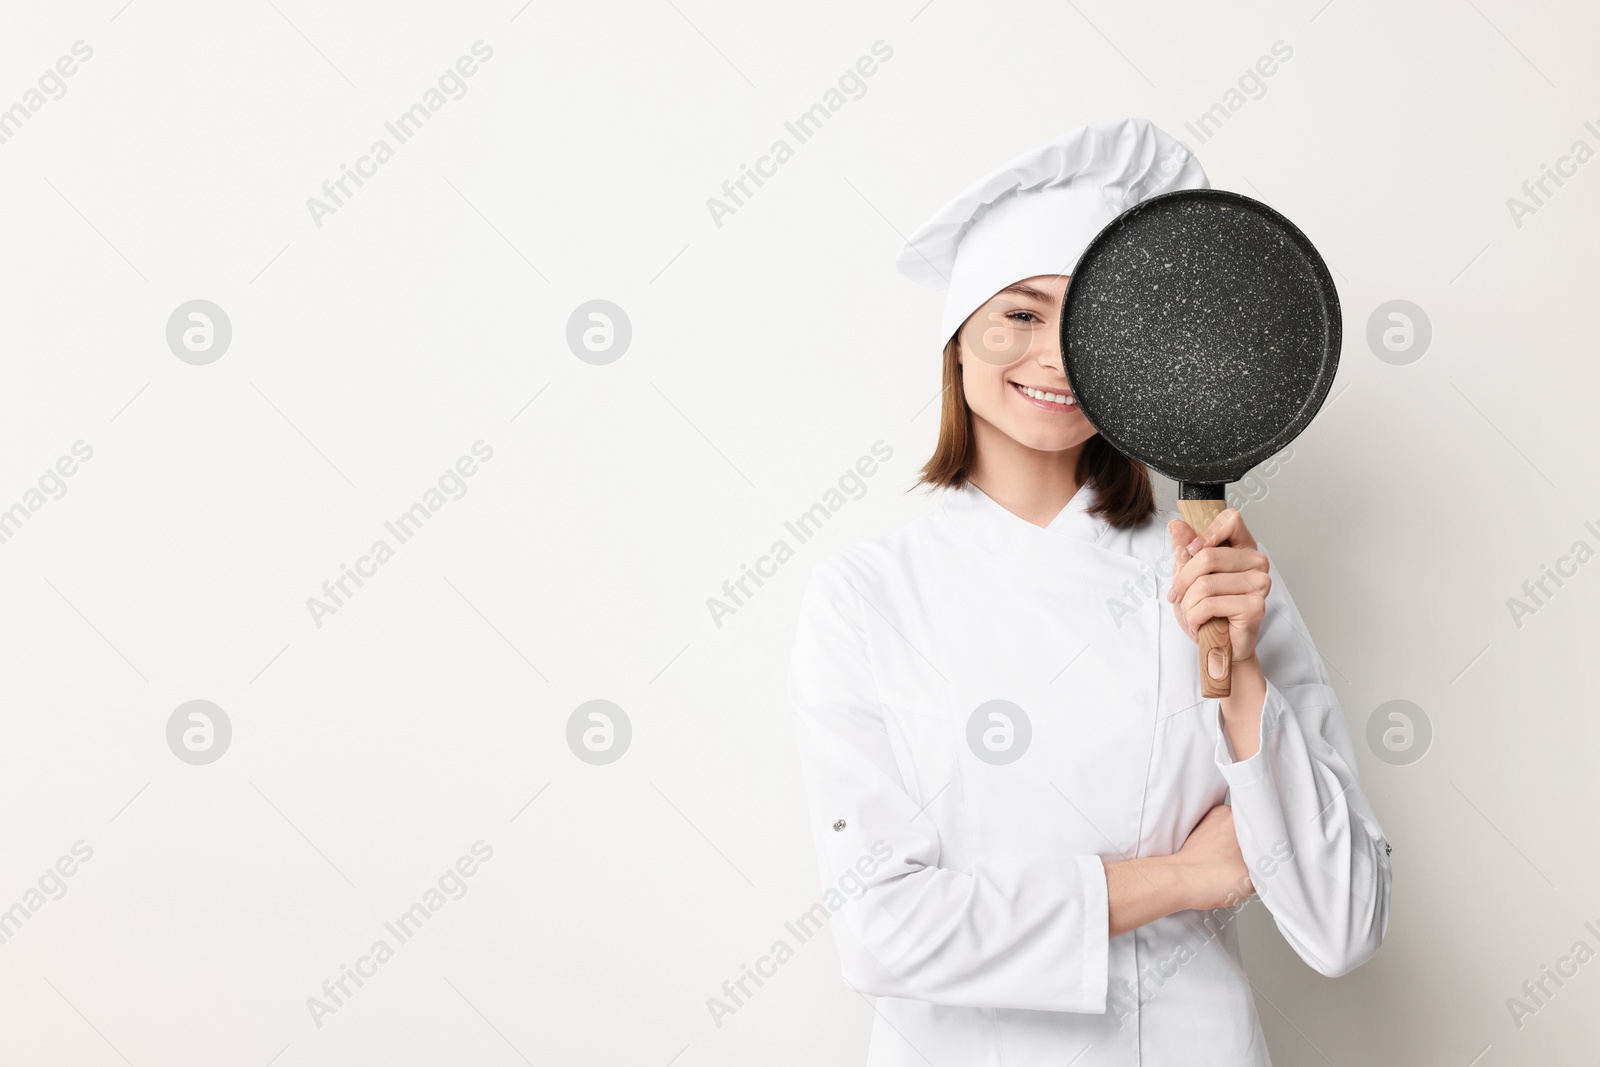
<box><xmin>833</xmin><ymin>819</ymin><xmax>846</xmax><ymax>832</ymax></box>
<box><xmin>1385</xmin><ymin>842</ymin><xmax>1392</xmax><ymax>856</ymax></box>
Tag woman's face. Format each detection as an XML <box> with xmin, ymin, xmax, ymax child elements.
<box><xmin>956</xmin><ymin>274</ymin><xmax>1098</xmax><ymax>453</ymax></box>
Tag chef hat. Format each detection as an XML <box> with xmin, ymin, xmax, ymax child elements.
<box><xmin>896</xmin><ymin>117</ymin><xmax>1209</xmax><ymax>344</ymax></box>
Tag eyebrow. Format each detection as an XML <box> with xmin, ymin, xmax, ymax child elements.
<box><xmin>997</xmin><ymin>282</ymin><xmax>1057</xmax><ymax>303</ymax></box>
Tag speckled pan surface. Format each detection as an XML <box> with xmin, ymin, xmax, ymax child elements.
<box><xmin>1060</xmin><ymin>189</ymin><xmax>1341</xmax><ymax>488</ymax></box>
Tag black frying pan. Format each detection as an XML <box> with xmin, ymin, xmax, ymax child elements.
<box><xmin>1059</xmin><ymin>188</ymin><xmax>1340</xmax><ymax>697</ymax></box>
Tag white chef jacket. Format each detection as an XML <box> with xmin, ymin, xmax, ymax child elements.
<box><xmin>787</xmin><ymin>480</ymin><xmax>1390</xmax><ymax>1066</ymax></box>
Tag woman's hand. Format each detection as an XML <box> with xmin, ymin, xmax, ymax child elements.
<box><xmin>1173</xmin><ymin>803</ymin><xmax>1254</xmax><ymax>911</ymax></box>
<box><xmin>1166</xmin><ymin>508</ymin><xmax>1271</xmax><ymax>665</ymax></box>
<box><xmin>1105</xmin><ymin>804</ymin><xmax>1254</xmax><ymax>934</ymax></box>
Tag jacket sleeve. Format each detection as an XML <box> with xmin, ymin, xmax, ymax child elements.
<box><xmin>1212</xmin><ymin>544</ymin><xmax>1393</xmax><ymax>977</ymax></box>
<box><xmin>787</xmin><ymin>557</ymin><xmax>1110</xmax><ymax>1013</ymax></box>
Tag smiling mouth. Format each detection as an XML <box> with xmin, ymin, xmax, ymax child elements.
<box><xmin>1011</xmin><ymin>380</ymin><xmax>1079</xmax><ymax>412</ymax></box>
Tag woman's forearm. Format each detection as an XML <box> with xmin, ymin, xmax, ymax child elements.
<box><xmin>1104</xmin><ymin>856</ymin><xmax>1193</xmax><ymax>938</ymax></box>
<box><xmin>1106</xmin><ymin>801</ymin><xmax>1254</xmax><ymax>936</ymax></box>
<box><xmin>1218</xmin><ymin>654</ymin><xmax>1267</xmax><ymax>761</ymax></box>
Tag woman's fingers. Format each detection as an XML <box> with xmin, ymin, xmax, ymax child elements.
<box><xmin>1178</xmin><ymin>574</ymin><xmax>1271</xmax><ymax>639</ymax></box>
<box><xmin>1183</xmin><ymin>593</ymin><xmax>1267</xmax><ymax>655</ymax></box>
<box><xmin>1168</xmin><ymin>509</ymin><xmax>1269</xmax><ymax>662</ymax></box>
<box><xmin>1168</xmin><ymin>511</ymin><xmax>1269</xmax><ymax>658</ymax></box>
<box><xmin>1180</xmin><ymin>568</ymin><xmax>1271</xmax><ymax>606</ymax></box>
<box><xmin>1183</xmin><ymin>506</ymin><xmax>1258</xmax><ymax>555</ymax></box>
<box><xmin>1167</xmin><ymin>546</ymin><xmax>1270</xmax><ymax>604</ymax></box>
<box><xmin>1183</xmin><ymin>588</ymin><xmax>1267</xmax><ymax>628</ymax></box>
<box><xmin>1167</xmin><ymin>518</ymin><xmax>1198</xmax><ymax>571</ymax></box>
<box><xmin>1171</xmin><ymin>572</ymin><xmax>1269</xmax><ymax>640</ymax></box>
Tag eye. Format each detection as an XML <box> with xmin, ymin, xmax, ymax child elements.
<box><xmin>1006</xmin><ymin>309</ymin><xmax>1042</xmax><ymax>324</ymax></box>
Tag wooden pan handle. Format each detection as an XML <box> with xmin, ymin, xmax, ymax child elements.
<box><xmin>1176</xmin><ymin>497</ymin><xmax>1232</xmax><ymax>698</ymax></box>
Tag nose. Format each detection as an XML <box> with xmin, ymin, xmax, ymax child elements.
<box><xmin>1037</xmin><ymin>330</ymin><xmax>1066</xmax><ymax>379</ymax></box>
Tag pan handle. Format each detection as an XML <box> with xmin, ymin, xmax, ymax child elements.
<box><xmin>1175</xmin><ymin>496</ymin><xmax>1233</xmax><ymax>698</ymax></box>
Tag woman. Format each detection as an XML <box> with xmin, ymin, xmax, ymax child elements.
<box><xmin>787</xmin><ymin>118</ymin><xmax>1390</xmax><ymax>1066</ymax></box>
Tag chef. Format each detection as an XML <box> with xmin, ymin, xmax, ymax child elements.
<box><xmin>786</xmin><ymin>117</ymin><xmax>1391</xmax><ymax>1066</ymax></box>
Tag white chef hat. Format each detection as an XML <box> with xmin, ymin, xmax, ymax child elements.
<box><xmin>896</xmin><ymin>117</ymin><xmax>1209</xmax><ymax>344</ymax></box>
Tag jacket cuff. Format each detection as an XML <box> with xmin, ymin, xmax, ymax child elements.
<box><xmin>1212</xmin><ymin>679</ymin><xmax>1283</xmax><ymax>787</ymax></box>
<box><xmin>1077</xmin><ymin>852</ymin><xmax>1111</xmax><ymax>1013</ymax></box>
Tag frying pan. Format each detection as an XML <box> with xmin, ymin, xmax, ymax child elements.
<box><xmin>1059</xmin><ymin>188</ymin><xmax>1340</xmax><ymax>698</ymax></box>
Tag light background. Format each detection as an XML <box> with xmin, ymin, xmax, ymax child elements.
<box><xmin>0</xmin><ymin>0</ymin><xmax>1595</xmax><ymax>1063</ymax></box>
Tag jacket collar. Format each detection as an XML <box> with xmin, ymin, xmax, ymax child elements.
<box><xmin>940</xmin><ymin>479</ymin><xmax>1111</xmax><ymax>555</ymax></box>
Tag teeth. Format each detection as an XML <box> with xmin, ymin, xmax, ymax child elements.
<box><xmin>1017</xmin><ymin>383</ymin><xmax>1076</xmax><ymax>405</ymax></box>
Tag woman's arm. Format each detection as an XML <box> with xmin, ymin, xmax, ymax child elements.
<box><xmin>1212</xmin><ymin>579</ymin><xmax>1392</xmax><ymax>977</ymax></box>
<box><xmin>1107</xmin><ymin>802</ymin><xmax>1256</xmax><ymax>937</ymax></box>
<box><xmin>791</xmin><ymin>556</ymin><xmax>1116</xmax><ymax>1013</ymax></box>
<box><xmin>1218</xmin><ymin>654</ymin><xmax>1268</xmax><ymax>760</ymax></box>
<box><xmin>789</xmin><ymin>554</ymin><xmax>1257</xmax><ymax>1012</ymax></box>
<box><xmin>1169</xmin><ymin>512</ymin><xmax>1393</xmax><ymax>977</ymax></box>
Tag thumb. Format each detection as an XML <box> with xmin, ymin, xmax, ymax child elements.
<box><xmin>1168</xmin><ymin>518</ymin><xmax>1197</xmax><ymax>567</ymax></box>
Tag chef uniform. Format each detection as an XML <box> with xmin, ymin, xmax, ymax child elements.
<box><xmin>787</xmin><ymin>118</ymin><xmax>1391</xmax><ymax>1066</ymax></box>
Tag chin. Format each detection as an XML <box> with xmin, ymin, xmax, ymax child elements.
<box><xmin>1002</xmin><ymin>422</ymin><xmax>1091</xmax><ymax>453</ymax></box>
